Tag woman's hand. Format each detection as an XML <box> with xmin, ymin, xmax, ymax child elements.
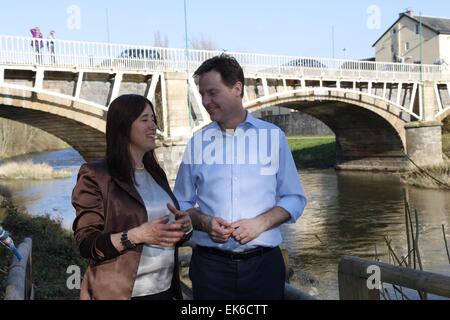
<box><xmin>128</xmin><ymin>215</ymin><xmax>185</xmax><ymax>247</ymax></box>
<box><xmin>167</xmin><ymin>203</ymin><xmax>193</xmax><ymax>235</ymax></box>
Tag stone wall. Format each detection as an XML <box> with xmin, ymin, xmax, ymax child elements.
<box><xmin>405</xmin><ymin>121</ymin><xmax>443</xmax><ymax>166</ymax></box>
<box><xmin>260</xmin><ymin>112</ymin><xmax>333</xmax><ymax>135</ymax></box>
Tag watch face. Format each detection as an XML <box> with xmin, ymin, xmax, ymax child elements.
<box><xmin>121</xmin><ymin>231</ymin><xmax>135</xmax><ymax>249</ymax></box>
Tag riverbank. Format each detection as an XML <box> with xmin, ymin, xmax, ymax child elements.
<box><xmin>287</xmin><ymin>135</ymin><xmax>336</xmax><ymax>169</ymax></box>
<box><xmin>0</xmin><ymin>198</ymin><xmax>87</xmax><ymax>299</ymax></box>
<box><xmin>399</xmin><ymin>162</ymin><xmax>450</xmax><ymax>190</ymax></box>
<box><xmin>399</xmin><ymin>131</ymin><xmax>450</xmax><ymax>190</ymax></box>
<box><xmin>0</xmin><ymin>161</ymin><xmax>72</xmax><ymax>180</ymax></box>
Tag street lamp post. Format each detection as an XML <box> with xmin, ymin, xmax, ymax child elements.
<box><xmin>184</xmin><ymin>0</ymin><xmax>193</xmax><ymax>127</ymax></box>
<box><xmin>332</xmin><ymin>25</ymin><xmax>335</xmax><ymax>59</ymax></box>
<box><xmin>106</xmin><ymin>8</ymin><xmax>112</xmax><ymax>61</ymax></box>
<box><xmin>419</xmin><ymin>12</ymin><xmax>425</xmax><ymax>120</ymax></box>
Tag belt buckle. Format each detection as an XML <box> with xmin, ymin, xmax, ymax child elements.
<box><xmin>230</xmin><ymin>251</ymin><xmax>243</xmax><ymax>261</ymax></box>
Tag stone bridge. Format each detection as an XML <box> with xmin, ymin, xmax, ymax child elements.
<box><xmin>1</xmin><ymin>35</ymin><xmax>449</xmax><ymax>178</ymax></box>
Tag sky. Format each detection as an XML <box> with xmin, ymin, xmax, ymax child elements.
<box><xmin>1</xmin><ymin>0</ymin><xmax>449</xmax><ymax>59</ymax></box>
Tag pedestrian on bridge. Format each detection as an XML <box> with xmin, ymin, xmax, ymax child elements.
<box><xmin>30</xmin><ymin>27</ymin><xmax>43</xmax><ymax>64</ymax></box>
<box><xmin>72</xmin><ymin>94</ymin><xmax>193</xmax><ymax>300</ymax></box>
<box><xmin>47</xmin><ymin>30</ymin><xmax>56</xmax><ymax>64</ymax></box>
<box><xmin>174</xmin><ymin>54</ymin><xmax>308</xmax><ymax>300</ymax></box>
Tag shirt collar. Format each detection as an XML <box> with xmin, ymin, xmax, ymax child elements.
<box><xmin>209</xmin><ymin>110</ymin><xmax>259</xmax><ymax>131</ymax></box>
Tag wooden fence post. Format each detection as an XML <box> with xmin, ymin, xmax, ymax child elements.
<box><xmin>4</xmin><ymin>237</ymin><xmax>33</xmax><ymax>300</ymax></box>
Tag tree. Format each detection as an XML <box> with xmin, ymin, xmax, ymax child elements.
<box><xmin>153</xmin><ymin>31</ymin><xmax>169</xmax><ymax>47</ymax></box>
<box><xmin>190</xmin><ymin>34</ymin><xmax>217</xmax><ymax>50</ymax></box>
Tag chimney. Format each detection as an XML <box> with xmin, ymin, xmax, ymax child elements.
<box><xmin>399</xmin><ymin>9</ymin><xmax>414</xmax><ymax>18</ymax></box>
<box><xmin>405</xmin><ymin>9</ymin><xmax>414</xmax><ymax>17</ymax></box>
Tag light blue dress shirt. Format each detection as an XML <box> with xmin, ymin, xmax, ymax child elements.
<box><xmin>174</xmin><ymin>113</ymin><xmax>307</xmax><ymax>251</ymax></box>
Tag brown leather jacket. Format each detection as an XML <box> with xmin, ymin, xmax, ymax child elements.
<box><xmin>72</xmin><ymin>160</ymin><xmax>183</xmax><ymax>300</ymax></box>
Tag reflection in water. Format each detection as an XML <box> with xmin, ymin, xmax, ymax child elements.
<box><xmin>283</xmin><ymin>170</ymin><xmax>450</xmax><ymax>299</ymax></box>
<box><xmin>1</xmin><ymin>149</ymin><xmax>449</xmax><ymax>299</ymax></box>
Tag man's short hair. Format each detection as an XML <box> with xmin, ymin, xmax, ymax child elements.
<box><xmin>194</xmin><ymin>54</ymin><xmax>245</xmax><ymax>97</ymax></box>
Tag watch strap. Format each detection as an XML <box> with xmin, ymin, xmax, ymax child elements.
<box><xmin>120</xmin><ymin>230</ymin><xmax>136</xmax><ymax>250</ymax></box>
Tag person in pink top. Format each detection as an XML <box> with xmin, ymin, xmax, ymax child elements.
<box><xmin>30</xmin><ymin>27</ymin><xmax>44</xmax><ymax>64</ymax></box>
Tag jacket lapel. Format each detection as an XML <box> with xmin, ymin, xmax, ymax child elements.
<box><xmin>112</xmin><ymin>177</ymin><xmax>145</xmax><ymax>208</ymax></box>
<box><xmin>148</xmin><ymin>170</ymin><xmax>180</xmax><ymax>210</ymax></box>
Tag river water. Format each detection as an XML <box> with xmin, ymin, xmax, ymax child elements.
<box><xmin>0</xmin><ymin>148</ymin><xmax>449</xmax><ymax>299</ymax></box>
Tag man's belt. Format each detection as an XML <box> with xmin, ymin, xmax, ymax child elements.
<box><xmin>196</xmin><ymin>245</ymin><xmax>276</xmax><ymax>261</ymax></box>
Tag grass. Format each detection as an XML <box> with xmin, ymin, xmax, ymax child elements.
<box><xmin>0</xmin><ymin>161</ymin><xmax>72</xmax><ymax>180</ymax></box>
<box><xmin>287</xmin><ymin>135</ymin><xmax>336</xmax><ymax>169</ymax></box>
<box><xmin>0</xmin><ymin>199</ymin><xmax>87</xmax><ymax>299</ymax></box>
<box><xmin>443</xmin><ymin>132</ymin><xmax>450</xmax><ymax>159</ymax></box>
<box><xmin>399</xmin><ymin>163</ymin><xmax>450</xmax><ymax>190</ymax></box>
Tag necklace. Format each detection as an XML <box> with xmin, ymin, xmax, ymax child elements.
<box><xmin>135</xmin><ymin>163</ymin><xmax>145</xmax><ymax>170</ymax></box>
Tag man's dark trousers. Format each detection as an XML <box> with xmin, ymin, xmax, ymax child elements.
<box><xmin>189</xmin><ymin>245</ymin><xmax>286</xmax><ymax>300</ymax></box>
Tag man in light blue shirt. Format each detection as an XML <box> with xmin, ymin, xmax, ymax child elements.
<box><xmin>174</xmin><ymin>54</ymin><xmax>307</xmax><ymax>300</ymax></box>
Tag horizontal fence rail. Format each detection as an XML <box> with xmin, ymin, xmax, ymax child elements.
<box><xmin>1</xmin><ymin>35</ymin><xmax>449</xmax><ymax>82</ymax></box>
<box><xmin>338</xmin><ymin>255</ymin><xmax>450</xmax><ymax>300</ymax></box>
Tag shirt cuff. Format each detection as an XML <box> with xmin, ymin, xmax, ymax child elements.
<box><xmin>276</xmin><ymin>196</ymin><xmax>306</xmax><ymax>224</ymax></box>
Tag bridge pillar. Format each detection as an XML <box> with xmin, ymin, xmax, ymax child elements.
<box><xmin>422</xmin><ymin>81</ymin><xmax>440</xmax><ymax>121</ymax></box>
<box><xmin>157</xmin><ymin>72</ymin><xmax>192</xmax><ymax>182</ymax></box>
<box><xmin>405</xmin><ymin>121</ymin><xmax>443</xmax><ymax>167</ymax></box>
<box><xmin>164</xmin><ymin>72</ymin><xmax>192</xmax><ymax>139</ymax></box>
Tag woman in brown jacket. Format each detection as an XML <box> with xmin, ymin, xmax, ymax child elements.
<box><xmin>72</xmin><ymin>94</ymin><xmax>192</xmax><ymax>300</ymax></box>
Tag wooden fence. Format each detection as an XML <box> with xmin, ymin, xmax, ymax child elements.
<box><xmin>338</xmin><ymin>255</ymin><xmax>450</xmax><ymax>300</ymax></box>
<box><xmin>4</xmin><ymin>237</ymin><xmax>33</xmax><ymax>300</ymax></box>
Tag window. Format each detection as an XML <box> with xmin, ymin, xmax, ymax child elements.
<box><xmin>392</xmin><ymin>28</ymin><xmax>397</xmax><ymax>34</ymax></box>
<box><xmin>405</xmin><ymin>42</ymin><xmax>410</xmax><ymax>51</ymax></box>
<box><xmin>416</xmin><ymin>24</ymin><xmax>420</xmax><ymax>34</ymax></box>
<box><xmin>391</xmin><ymin>45</ymin><xmax>394</xmax><ymax>53</ymax></box>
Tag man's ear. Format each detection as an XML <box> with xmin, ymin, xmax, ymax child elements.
<box><xmin>233</xmin><ymin>81</ymin><xmax>243</xmax><ymax>97</ymax></box>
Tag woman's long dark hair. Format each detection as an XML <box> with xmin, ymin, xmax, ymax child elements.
<box><xmin>106</xmin><ymin>94</ymin><xmax>165</xmax><ymax>185</ymax></box>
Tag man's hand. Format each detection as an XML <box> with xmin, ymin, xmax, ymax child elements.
<box><xmin>231</xmin><ymin>207</ymin><xmax>291</xmax><ymax>244</ymax></box>
<box><xmin>231</xmin><ymin>217</ymin><xmax>265</xmax><ymax>245</ymax></box>
<box><xmin>208</xmin><ymin>217</ymin><xmax>234</xmax><ymax>243</ymax></box>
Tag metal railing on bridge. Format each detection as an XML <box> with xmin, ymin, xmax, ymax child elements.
<box><xmin>1</xmin><ymin>35</ymin><xmax>448</xmax><ymax>82</ymax></box>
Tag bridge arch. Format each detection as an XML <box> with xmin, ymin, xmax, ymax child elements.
<box><xmin>0</xmin><ymin>86</ymin><xmax>106</xmax><ymax>161</ymax></box>
<box><xmin>245</xmin><ymin>89</ymin><xmax>408</xmax><ymax>169</ymax></box>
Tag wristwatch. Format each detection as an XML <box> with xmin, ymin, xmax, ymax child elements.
<box><xmin>120</xmin><ymin>230</ymin><xmax>136</xmax><ymax>250</ymax></box>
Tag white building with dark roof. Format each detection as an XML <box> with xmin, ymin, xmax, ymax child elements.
<box><xmin>373</xmin><ymin>10</ymin><xmax>450</xmax><ymax>65</ymax></box>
